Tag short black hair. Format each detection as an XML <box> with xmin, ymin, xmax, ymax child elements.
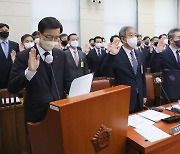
<box><xmin>68</xmin><ymin>33</ymin><xmax>77</xmax><ymax>41</ymax></box>
<box><xmin>89</xmin><ymin>38</ymin><xmax>94</xmax><ymax>43</ymax></box>
<box><xmin>110</xmin><ymin>35</ymin><xmax>119</xmax><ymax>43</ymax></box>
<box><xmin>32</xmin><ymin>31</ymin><xmax>39</xmax><ymax>37</ymax></box>
<box><xmin>119</xmin><ymin>26</ymin><xmax>134</xmax><ymax>41</ymax></box>
<box><xmin>159</xmin><ymin>34</ymin><xmax>167</xmax><ymax>39</ymax></box>
<box><xmin>150</xmin><ymin>36</ymin><xmax>158</xmax><ymax>42</ymax></box>
<box><xmin>59</xmin><ymin>33</ymin><xmax>68</xmax><ymax>40</ymax></box>
<box><xmin>0</xmin><ymin>23</ymin><xmax>9</xmax><ymax>29</ymax></box>
<box><xmin>38</xmin><ymin>17</ymin><xmax>63</xmax><ymax>34</ymax></box>
<box><xmin>137</xmin><ymin>34</ymin><xmax>142</xmax><ymax>38</ymax></box>
<box><xmin>21</xmin><ymin>34</ymin><xmax>34</xmax><ymax>43</ymax></box>
<box><xmin>94</xmin><ymin>36</ymin><xmax>103</xmax><ymax>42</ymax></box>
<box><xmin>143</xmin><ymin>36</ymin><xmax>150</xmax><ymax>41</ymax></box>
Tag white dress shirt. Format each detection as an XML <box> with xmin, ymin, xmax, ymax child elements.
<box><xmin>169</xmin><ymin>45</ymin><xmax>180</xmax><ymax>62</ymax></box>
<box><xmin>123</xmin><ymin>46</ymin><xmax>137</xmax><ymax>67</ymax></box>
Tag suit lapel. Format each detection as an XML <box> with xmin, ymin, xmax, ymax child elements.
<box><xmin>135</xmin><ymin>50</ymin><xmax>141</xmax><ymax>73</ymax></box>
<box><xmin>67</xmin><ymin>49</ymin><xmax>78</xmax><ymax>68</ymax></box>
<box><xmin>167</xmin><ymin>47</ymin><xmax>180</xmax><ymax>69</ymax></box>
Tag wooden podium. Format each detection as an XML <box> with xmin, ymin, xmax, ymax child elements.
<box><xmin>27</xmin><ymin>85</ymin><xmax>131</xmax><ymax>154</ymax></box>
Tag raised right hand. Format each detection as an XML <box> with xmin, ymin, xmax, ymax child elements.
<box><xmin>28</xmin><ymin>47</ymin><xmax>40</xmax><ymax>72</ymax></box>
<box><xmin>107</xmin><ymin>42</ymin><xmax>120</xmax><ymax>55</ymax></box>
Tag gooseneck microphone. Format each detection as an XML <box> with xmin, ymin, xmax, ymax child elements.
<box><xmin>155</xmin><ymin>77</ymin><xmax>180</xmax><ymax>123</ymax></box>
<box><xmin>45</xmin><ymin>54</ymin><xmax>61</xmax><ymax>100</ymax></box>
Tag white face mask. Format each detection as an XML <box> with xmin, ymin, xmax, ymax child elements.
<box><xmin>127</xmin><ymin>37</ymin><xmax>137</xmax><ymax>49</ymax></box>
<box><xmin>164</xmin><ymin>39</ymin><xmax>168</xmax><ymax>45</ymax></box>
<box><xmin>40</xmin><ymin>39</ymin><xmax>58</xmax><ymax>51</ymax></box>
<box><xmin>34</xmin><ymin>38</ymin><xmax>40</xmax><ymax>44</ymax></box>
<box><xmin>95</xmin><ymin>43</ymin><xmax>102</xmax><ymax>49</ymax></box>
<box><xmin>70</xmin><ymin>40</ymin><xmax>79</xmax><ymax>48</ymax></box>
<box><xmin>24</xmin><ymin>42</ymin><xmax>34</xmax><ymax>49</ymax></box>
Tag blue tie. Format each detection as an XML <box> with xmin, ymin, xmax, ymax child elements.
<box><xmin>2</xmin><ymin>42</ymin><xmax>9</xmax><ymax>58</ymax></box>
<box><xmin>176</xmin><ymin>50</ymin><xmax>180</xmax><ymax>64</ymax></box>
<box><xmin>130</xmin><ymin>51</ymin><xmax>138</xmax><ymax>75</ymax></box>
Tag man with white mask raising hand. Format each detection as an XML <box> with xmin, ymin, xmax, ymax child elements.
<box><xmin>101</xmin><ymin>26</ymin><xmax>147</xmax><ymax>113</ymax></box>
<box><xmin>8</xmin><ymin>17</ymin><xmax>72</xmax><ymax>123</ymax></box>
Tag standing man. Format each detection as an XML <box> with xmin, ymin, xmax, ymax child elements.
<box><xmin>0</xmin><ymin>23</ymin><xmax>19</xmax><ymax>89</ymax></box>
<box><xmin>65</xmin><ymin>33</ymin><xmax>89</xmax><ymax>80</ymax></box>
<box><xmin>87</xmin><ymin>36</ymin><xmax>107</xmax><ymax>77</ymax></box>
<box><xmin>101</xmin><ymin>26</ymin><xmax>147</xmax><ymax>113</ymax></box>
<box><xmin>8</xmin><ymin>17</ymin><xmax>72</xmax><ymax>122</ymax></box>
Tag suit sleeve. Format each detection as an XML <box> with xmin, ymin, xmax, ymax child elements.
<box><xmin>83</xmin><ymin>53</ymin><xmax>89</xmax><ymax>74</ymax></box>
<box><xmin>100</xmin><ymin>53</ymin><xmax>115</xmax><ymax>77</ymax></box>
<box><xmin>8</xmin><ymin>52</ymin><xmax>29</xmax><ymax>94</ymax></box>
<box><xmin>149</xmin><ymin>52</ymin><xmax>161</xmax><ymax>73</ymax></box>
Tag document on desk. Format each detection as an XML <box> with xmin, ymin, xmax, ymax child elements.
<box><xmin>134</xmin><ymin>124</ymin><xmax>171</xmax><ymax>142</ymax></box>
<box><xmin>128</xmin><ymin>114</ymin><xmax>155</xmax><ymax>128</ymax></box>
<box><xmin>68</xmin><ymin>73</ymin><xmax>94</xmax><ymax>97</ymax></box>
<box><xmin>166</xmin><ymin>104</ymin><xmax>180</xmax><ymax>111</ymax></box>
<box><xmin>138</xmin><ymin>110</ymin><xmax>170</xmax><ymax>122</ymax></box>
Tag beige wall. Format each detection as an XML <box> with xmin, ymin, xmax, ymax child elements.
<box><xmin>0</xmin><ymin>0</ymin><xmax>31</xmax><ymax>43</ymax></box>
<box><xmin>178</xmin><ymin>0</ymin><xmax>180</xmax><ymax>27</ymax></box>
<box><xmin>80</xmin><ymin>0</ymin><xmax>104</xmax><ymax>48</ymax></box>
<box><xmin>138</xmin><ymin>0</ymin><xmax>155</xmax><ymax>38</ymax></box>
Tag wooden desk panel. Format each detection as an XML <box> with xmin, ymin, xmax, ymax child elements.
<box><xmin>127</xmin><ymin>103</ymin><xmax>180</xmax><ymax>154</ymax></box>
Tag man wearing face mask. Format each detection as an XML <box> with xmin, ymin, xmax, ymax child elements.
<box><xmin>59</xmin><ymin>33</ymin><xmax>69</xmax><ymax>51</ymax></box>
<box><xmin>151</xmin><ymin>28</ymin><xmax>180</xmax><ymax>103</ymax></box>
<box><xmin>19</xmin><ymin>34</ymin><xmax>35</xmax><ymax>51</ymax></box>
<box><xmin>65</xmin><ymin>33</ymin><xmax>89</xmax><ymax>80</ymax></box>
<box><xmin>0</xmin><ymin>23</ymin><xmax>19</xmax><ymax>89</ymax></box>
<box><xmin>8</xmin><ymin>17</ymin><xmax>72</xmax><ymax>123</ymax></box>
<box><xmin>101</xmin><ymin>26</ymin><xmax>147</xmax><ymax>113</ymax></box>
<box><xmin>87</xmin><ymin>36</ymin><xmax>107</xmax><ymax>77</ymax></box>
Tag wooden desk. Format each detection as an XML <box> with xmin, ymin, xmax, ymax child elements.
<box><xmin>127</xmin><ymin>103</ymin><xmax>180</xmax><ymax>154</ymax></box>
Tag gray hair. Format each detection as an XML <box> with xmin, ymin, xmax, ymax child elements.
<box><xmin>119</xmin><ymin>26</ymin><xmax>134</xmax><ymax>40</ymax></box>
<box><xmin>168</xmin><ymin>28</ymin><xmax>180</xmax><ymax>39</ymax></box>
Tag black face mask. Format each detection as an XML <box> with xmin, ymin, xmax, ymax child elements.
<box><xmin>137</xmin><ymin>41</ymin><xmax>141</xmax><ymax>47</ymax></box>
<box><xmin>154</xmin><ymin>42</ymin><xmax>158</xmax><ymax>47</ymax></box>
<box><xmin>0</xmin><ymin>31</ymin><xmax>9</xmax><ymax>38</ymax></box>
<box><xmin>61</xmin><ymin>40</ymin><xmax>68</xmax><ymax>47</ymax></box>
<box><xmin>174</xmin><ymin>40</ymin><xmax>180</xmax><ymax>48</ymax></box>
<box><xmin>145</xmin><ymin>41</ymin><xmax>149</xmax><ymax>46</ymax></box>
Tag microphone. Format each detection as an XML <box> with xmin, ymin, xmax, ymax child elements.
<box><xmin>45</xmin><ymin>55</ymin><xmax>60</xmax><ymax>100</ymax></box>
<box><xmin>154</xmin><ymin>77</ymin><xmax>180</xmax><ymax>123</ymax></box>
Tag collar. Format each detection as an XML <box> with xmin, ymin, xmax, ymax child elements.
<box><xmin>169</xmin><ymin>45</ymin><xmax>178</xmax><ymax>54</ymax></box>
<box><xmin>0</xmin><ymin>39</ymin><xmax>8</xmax><ymax>44</ymax></box>
<box><xmin>69</xmin><ymin>47</ymin><xmax>77</xmax><ymax>53</ymax></box>
<box><xmin>123</xmin><ymin>46</ymin><xmax>134</xmax><ymax>54</ymax></box>
<box><xmin>36</xmin><ymin>43</ymin><xmax>52</xmax><ymax>61</ymax></box>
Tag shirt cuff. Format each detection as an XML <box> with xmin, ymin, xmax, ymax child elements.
<box><xmin>25</xmin><ymin>68</ymin><xmax>37</xmax><ymax>81</ymax></box>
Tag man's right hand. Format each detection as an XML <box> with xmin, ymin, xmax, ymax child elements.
<box><xmin>28</xmin><ymin>47</ymin><xmax>40</xmax><ymax>72</ymax></box>
<box><xmin>107</xmin><ymin>42</ymin><xmax>120</xmax><ymax>55</ymax></box>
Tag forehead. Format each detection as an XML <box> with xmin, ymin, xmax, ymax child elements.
<box><xmin>43</xmin><ymin>28</ymin><xmax>60</xmax><ymax>36</ymax></box>
<box><xmin>24</xmin><ymin>36</ymin><xmax>33</xmax><ymax>41</ymax></box>
<box><xmin>69</xmin><ymin>35</ymin><xmax>78</xmax><ymax>39</ymax></box>
<box><xmin>126</xmin><ymin>28</ymin><xmax>136</xmax><ymax>34</ymax></box>
<box><xmin>0</xmin><ymin>26</ymin><xmax>9</xmax><ymax>31</ymax></box>
<box><xmin>95</xmin><ymin>38</ymin><xmax>102</xmax><ymax>42</ymax></box>
<box><xmin>174</xmin><ymin>31</ymin><xmax>180</xmax><ymax>37</ymax></box>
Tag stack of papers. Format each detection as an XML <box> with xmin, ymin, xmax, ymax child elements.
<box><xmin>128</xmin><ymin>114</ymin><xmax>155</xmax><ymax>128</ymax></box>
<box><xmin>134</xmin><ymin>124</ymin><xmax>171</xmax><ymax>142</ymax></box>
<box><xmin>138</xmin><ymin>110</ymin><xmax>170</xmax><ymax>122</ymax></box>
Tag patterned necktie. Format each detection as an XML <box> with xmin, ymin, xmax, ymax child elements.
<box><xmin>2</xmin><ymin>41</ymin><xmax>9</xmax><ymax>58</ymax></box>
<box><xmin>176</xmin><ymin>50</ymin><xmax>180</xmax><ymax>64</ymax></box>
<box><xmin>130</xmin><ymin>51</ymin><xmax>138</xmax><ymax>75</ymax></box>
<box><xmin>43</xmin><ymin>52</ymin><xmax>52</xmax><ymax>81</ymax></box>
<box><xmin>97</xmin><ymin>49</ymin><xmax>101</xmax><ymax>56</ymax></box>
<box><xmin>74</xmin><ymin>51</ymin><xmax>79</xmax><ymax>66</ymax></box>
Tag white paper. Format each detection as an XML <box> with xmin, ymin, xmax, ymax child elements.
<box><xmin>68</xmin><ymin>73</ymin><xmax>94</xmax><ymax>97</ymax></box>
<box><xmin>134</xmin><ymin>124</ymin><xmax>171</xmax><ymax>142</ymax></box>
<box><xmin>128</xmin><ymin>114</ymin><xmax>155</xmax><ymax>128</ymax></box>
<box><xmin>1</xmin><ymin>97</ymin><xmax>20</xmax><ymax>104</ymax></box>
<box><xmin>166</xmin><ymin>104</ymin><xmax>180</xmax><ymax>111</ymax></box>
<box><xmin>138</xmin><ymin>110</ymin><xmax>170</xmax><ymax>122</ymax></box>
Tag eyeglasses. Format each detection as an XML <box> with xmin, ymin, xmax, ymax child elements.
<box><xmin>42</xmin><ymin>34</ymin><xmax>60</xmax><ymax>42</ymax></box>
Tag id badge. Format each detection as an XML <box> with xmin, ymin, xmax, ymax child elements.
<box><xmin>81</xmin><ymin>61</ymin><xmax>84</xmax><ymax>68</ymax></box>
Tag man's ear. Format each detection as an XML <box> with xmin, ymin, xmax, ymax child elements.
<box><xmin>121</xmin><ymin>37</ymin><xmax>126</xmax><ymax>44</ymax></box>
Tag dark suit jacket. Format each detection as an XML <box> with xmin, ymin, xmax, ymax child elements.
<box><xmin>8</xmin><ymin>45</ymin><xmax>72</xmax><ymax>122</ymax></box>
<box><xmin>153</xmin><ymin>46</ymin><xmax>180</xmax><ymax>102</ymax></box>
<box><xmin>101</xmin><ymin>47</ymin><xmax>146</xmax><ymax>112</ymax></box>
<box><xmin>65</xmin><ymin>49</ymin><xmax>89</xmax><ymax>80</ymax></box>
<box><xmin>0</xmin><ymin>40</ymin><xmax>19</xmax><ymax>88</ymax></box>
<box><xmin>87</xmin><ymin>48</ymin><xmax>106</xmax><ymax>77</ymax></box>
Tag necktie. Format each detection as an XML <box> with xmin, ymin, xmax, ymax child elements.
<box><xmin>2</xmin><ymin>42</ymin><xmax>9</xmax><ymax>58</ymax></box>
<box><xmin>130</xmin><ymin>51</ymin><xmax>138</xmax><ymax>75</ymax></box>
<box><xmin>97</xmin><ymin>49</ymin><xmax>101</xmax><ymax>56</ymax></box>
<box><xmin>43</xmin><ymin>52</ymin><xmax>52</xmax><ymax>82</ymax></box>
<box><xmin>176</xmin><ymin>50</ymin><xmax>180</xmax><ymax>64</ymax></box>
<box><xmin>74</xmin><ymin>51</ymin><xmax>79</xmax><ymax>66</ymax></box>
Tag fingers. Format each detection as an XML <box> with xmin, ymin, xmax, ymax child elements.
<box><xmin>36</xmin><ymin>54</ymin><xmax>40</xmax><ymax>61</ymax></box>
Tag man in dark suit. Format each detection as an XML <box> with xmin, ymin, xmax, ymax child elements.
<box><xmin>65</xmin><ymin>33</ymin><xmax>89</xmax><ymax>80</ymax></box>
<box><xmin>101</xmin><ymin>26</ymin><xmax>147</xmax><ymax>113</ymax></box>
<box><xmin>150</xmin><ymin>28</ymin><xmax>180</xmax><ymax>103</ymax></box>
<box><xmin>0</xmin><ymin>23</ymin><xmax>19</xmax><ymax>89</ymax></box>
<box><xmin>87</xmin><ymin>36</ymin><xmax>106</xmax><ymax>77</ymax></box>
<box><xmin>8</xmin><ymin>17</ymin><xmax>72</xmax><ymax>122</ymax></box>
